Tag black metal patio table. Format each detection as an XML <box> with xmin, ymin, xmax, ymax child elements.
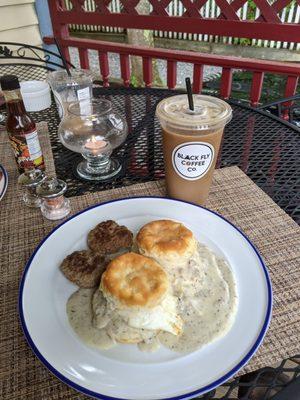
<box><xmin>32</xmin><ymin>86</ymin><xmax>299</xmax><ymax>225</ymax></box>
<box><xmin>3</xmin><ymin>85</ymin><xmax>300</xmax><ymax>399</ymax></box>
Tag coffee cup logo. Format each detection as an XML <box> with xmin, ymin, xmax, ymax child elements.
<box><xmin>172</xmin><ymin>142</ymin><xmax>214</xmax><ymax>181</ymax></box>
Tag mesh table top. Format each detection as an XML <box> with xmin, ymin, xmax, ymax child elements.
<box><xmin>29</xmin><ymin>86</ymin><xmax>299</xmax><ymax>224</ymax></box>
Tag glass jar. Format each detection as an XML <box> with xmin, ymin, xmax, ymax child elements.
<box><xmin>36</xmin><ymin>177</ymin><xmax>70</xmax><ymax>220</ymax></box>
<box><xmin>58</xmin><ymin>99</ymin><xmax>128</xmax><ymax>181</ymax></box>
<box><xmin>18</xmin><ymin>169</ymin><xmax>46</xmax><ymax>207</ymax></box>
<box><xmin>47</xmin><ymin>69</ymin><xmax>93</xmax><ymax>119</ymax></box>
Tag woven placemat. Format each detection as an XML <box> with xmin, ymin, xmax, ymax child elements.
<box><xmin>0</xmin><ymin>125</ymin><xmax>300</xmax><ymax>400</ymax></box>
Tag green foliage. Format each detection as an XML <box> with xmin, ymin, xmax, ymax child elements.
<box><xmin>229</xmin><ymin>0</ymin><xmax>297</xmax><ymax>47</ymax></box>
<box><xmin>247</xmin><ymin>0</ymin><xmax>257</xmax><ymax>21</ymax></box>
<box><xmin>285</xmin><ymin>0</ymin><xmax>297</xmax><ymax>11</ymax></box>
<box><xmin>246</xmin><ymin>0</ymin><xmax>296</xmax><ymax>22</ymax></box>
<box><xmin>239</xmin><ymin>38</ymin><xmax>251</xmax><ymax>46</ymax></box>
<box><xmin>130</xmin><ymin>75</ymin><xmax>139</xmax><ymax>87</ymax></box>
<box><xmin>143</xmin><ymin>30</ymin><xmax>153</xmax><ymax>42</ymax></box>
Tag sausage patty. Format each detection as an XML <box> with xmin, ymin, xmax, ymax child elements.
<box><xmin>60</xmin><ymin>250</ymin><xmax>106</xmax><ymax>288</ymax></box>
<box><xmin>87</xmin><ymin>220</ymin><xmax>133</xmax><ymax>255</ymax></box>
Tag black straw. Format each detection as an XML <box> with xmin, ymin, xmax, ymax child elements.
<box><xmin>185</xmin><ymin>77</ymin><xmax>194</xmax><ymax>111</ymax></box>
<box><xmin>54</xmin><ymin>37</ymin><xmax>71</xmax><ymax>76</ymax></box>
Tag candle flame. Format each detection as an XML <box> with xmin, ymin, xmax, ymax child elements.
<box><xmin>84</xmin><ymin>135</ymin><xmax>107</xmax><ymax>154</ymax></box>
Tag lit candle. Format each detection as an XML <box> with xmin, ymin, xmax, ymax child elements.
<box><xmin>84</xmin><ymin>135</ymin><xmax>107</xmax><ymax>155</ymax></box>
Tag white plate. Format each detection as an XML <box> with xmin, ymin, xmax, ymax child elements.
<box><xmin>0</xmin><ymin>164</ymin><xmax>8</xmax><ymax>201</ymax></box>
<box><xmin>19</xmin><ymin>197</ymin><xmax>272</xmax><ymax>400</ymax></box>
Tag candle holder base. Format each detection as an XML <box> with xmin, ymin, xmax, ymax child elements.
<box><xmin>76</xmin><ymin>157</ymin><xmax>121</xmax><ymax>181</ymax></box>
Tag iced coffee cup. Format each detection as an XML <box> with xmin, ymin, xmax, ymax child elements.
<box><xmin>156</xmin><ymin>94</ymin><xmax>232</xmax><ymax>205</ymax></box>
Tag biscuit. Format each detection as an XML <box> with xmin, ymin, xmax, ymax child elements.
<box><xmin>101</xmin><ymin>252</ymin><xmax>168</xmax><ymax>308</ymax></box>
<box><xmin>60</xmin><ymin>250</ymin><xmax>106</xmax><ymax>288</ymax></box>
<box><xmin>136</xmin><ymin>220</ymin><xmax>197</xmax><ymax>264</ymax></box>
<box><xmin>87</xmin><ymin>220</ymin><xmax>133</xmax><ymax>255</ymax></box>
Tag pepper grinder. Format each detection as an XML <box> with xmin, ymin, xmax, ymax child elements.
<box><xmin>36</xmin><ymin>177</ymin><xmax>70</xmax><ymax>220</ymax></box>
<box><xmin>18</xmin><ymin>169</ymin><xmax>46</xmax><ymax>207</ymax></box>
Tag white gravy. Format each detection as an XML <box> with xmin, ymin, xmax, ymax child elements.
<box><xmin>67</xmin><ymin>288</ymin><xmax>157</xmax><ymax>350</ymax></box>
<box><xmin>67</xmin><ymin>288</ymin><xmax>116</xmax><ymax>350</ymax></box>
<box><xmin>158</xmin><ymin>243</ymin><xmax>238</xmax><ymax>352</ymax></box>
<box><xmin>66</xmin><ymin>242</ymin><xmax>238</xmax><ymax>353</ymax></box>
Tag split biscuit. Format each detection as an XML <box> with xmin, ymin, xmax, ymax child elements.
<box><xmin>101</xmin><ymin>252</ymin><xmax>168</xmax><ymax>308</ymax></box>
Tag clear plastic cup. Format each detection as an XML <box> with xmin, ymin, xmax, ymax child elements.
<box><xmin>156</xmin><ymin>94</ymin><xmax>232</xmax><ymax>205</ymax></box>
<box><xmin>47</xmin><ymin>69</ymin><xmax>93</xmax><ymax>119</ymax></box>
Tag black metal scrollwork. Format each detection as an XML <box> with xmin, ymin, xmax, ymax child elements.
<box><xmin>0</xmin><ymin>45</ymin><xmax>13</xmax><ymax>57</ymax></box>
<box><xmin>0</xmin><ymin>44</ymin><xmax>50</xmax><ymax>62</ymax></box>
<box><xmin>0</xmin><ymin>41</ymin><xmax>75</xmax><ymax>70</ymax></box>
<box><xmin>17</xmin><ymin>46</ymin><xmax>50</xmax><ymax>62</ymax></box>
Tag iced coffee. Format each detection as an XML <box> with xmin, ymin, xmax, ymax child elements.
<box><xmin>156</xmin><ymin>95</ymin><xmax>232</xmax><ymax>205</ymax></box>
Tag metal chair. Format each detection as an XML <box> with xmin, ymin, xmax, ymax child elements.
<box><xmin>0</xmin><ymin>42</ymin><xmax>74</xmax><ymax>80</ymax></box>
<box><xmin>258</xmin><ymin>94</ymin><xmax>300</xmax><ymax>127</ymax></box>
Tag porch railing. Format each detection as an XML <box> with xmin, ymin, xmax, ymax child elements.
<box><xmin>45</xmin><ymin>0</ymin><xmax>300</xmax><ymax>111</ymax></box>
<box><xmin>63</xmin><ymin>0</ymin><xmax>300</xmax><ymax>51</ymax></box>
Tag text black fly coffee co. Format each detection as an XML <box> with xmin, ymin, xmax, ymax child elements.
<box><xmin>172</xmin><ymin>142</ymin><xmax>214</xmax><ymax>181</ymax></box>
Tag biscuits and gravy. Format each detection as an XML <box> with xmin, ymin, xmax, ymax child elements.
<box><xmin>62</xmin><ymin>219</ymin><xmax>238</xmax><ymax>353</ymax></box>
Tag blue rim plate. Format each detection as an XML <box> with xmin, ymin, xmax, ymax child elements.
<box><xmin>19</xmin><ymin>197</ymin><xmax>272</xmax><ymax>400</ymax></box>
<box><xmin>0</xmin><ymin>164</ymin><xmax>8</xmax><ymax>201</ymax></box>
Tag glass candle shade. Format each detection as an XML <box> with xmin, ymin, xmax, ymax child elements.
<box><xmin>58</xmin><ymin>99</ymin><xmax>128</xmax><ymax>181</ymax></box>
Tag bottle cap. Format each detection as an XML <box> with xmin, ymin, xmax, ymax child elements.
<box><xmin>36</xmin><ymin>177</ymin><xmax>67</xmax><ymax>199</ymax></box>
<box><xmin>18</xmin><ymin>169</ymin><xmax>46</xmax><ymax>188</ymax></box>
<box><xmin>0</xmin><ymin>75</ymin><xmax>20</xmax><ymax>91</ymax></box>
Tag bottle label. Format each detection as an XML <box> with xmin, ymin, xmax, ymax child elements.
<box><xmin>172</xmin><ymin>142</ymin><xmax>215</xmax><ymax>181</ymax></box>
<box><xmin>77</xmin><ymin>87</ymin><xmax>90</xmax><ymax>101</ymax></box>
<box><xmin>25</xmin><ymin>130</ymin><xmax>42</xmax><ymax>159</ymax></box>
<box><xmin>77</xmin><ymin>87</ymin><xmax>92</xmax><ymax>115</ymax></box>
<box><xmin>8</xmin><ymin>128</ymin><xmax>44</xmax><ymax>172</ymax></box>
<box><xmin>54</xmin><ymin>87</ymin><xmax>91</xmax><ymax>119</ymax></box>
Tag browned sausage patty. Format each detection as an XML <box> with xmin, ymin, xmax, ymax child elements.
<box><xmin>87</xmin><ymin>220</ymin><xmax>133</xmax><ymax>255</ymax></box>
<box><xmin>60</xmin><ymin>250</ymin><xmax>106</xmax><ymax>288</ymax></box>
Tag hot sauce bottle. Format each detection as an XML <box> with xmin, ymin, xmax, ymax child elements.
<box><xmin>0</xmin><ymin>75</ymin><xmax>45</xmax><ymax>173</ymax></box>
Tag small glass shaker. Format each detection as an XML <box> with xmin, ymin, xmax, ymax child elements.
<box><xmin>18</xmin><ymin>169</ymin><xmax>46</xmax><ymax>207</ymax></box>
<box><xmin>36</xmin><ymin>177</ymin><xmax>70</xmax><ymax>220</ymax></box>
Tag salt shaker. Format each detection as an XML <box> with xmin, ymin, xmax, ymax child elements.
<box><xmin>18</xmin><ymin>169</ymin><xmax>46</xmax><ymax>207</ymax></box>
<box><xmin>36</xmin><ymin>177</ymin><xmax>70</xmax><ymax>220</ymax></box>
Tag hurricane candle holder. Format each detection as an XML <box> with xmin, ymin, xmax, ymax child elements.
<box><xmin>58</xmin><ymin>99</ymin><xmax>128</xmax><ymax>181</ymax></box>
